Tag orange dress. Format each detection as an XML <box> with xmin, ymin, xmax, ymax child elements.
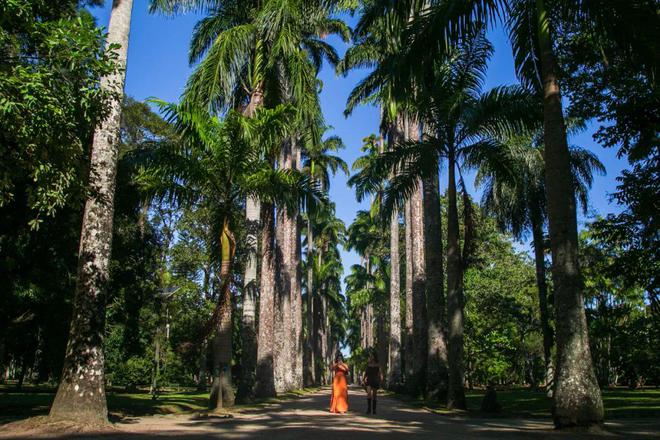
<box><xmin>330</xmin><ymin>363</ymin><xmax>349</xmax><ymax>413</ymax></box>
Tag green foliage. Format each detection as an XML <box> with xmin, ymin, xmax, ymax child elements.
<box><xmin>463</xmin><ymin>208</ymin><xmax>543</xmax><ymax>387</ymax></box>
<box><xmin>581</xmin><ymin>228</ymin><xmax>659</xmax><ymax>388</ymax></box>
<box><xmin>0</xmin><ymin>1</ymin><xmax>119</xmax><ymax>228</ymax></box>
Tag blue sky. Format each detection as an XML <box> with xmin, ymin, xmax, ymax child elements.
<box><xmin>91</xmin><ymin>4</ymin><xmax>627</xmax><ymax>278</ymax></box>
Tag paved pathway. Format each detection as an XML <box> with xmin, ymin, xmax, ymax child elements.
<box><xmin>2</xmin><ymin>386</ymin><xmax>658</xmax><ymax>439</ymax></box>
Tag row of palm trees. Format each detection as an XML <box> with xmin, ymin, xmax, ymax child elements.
<box><xmin>45</xmin><ymin>0</ymin><xmax>639</xmax><ymax>430</ymax></box>
<box><xmin>48</xmin><ymin>0</ymin><xmax>351</xmax><ymax>423</ymax></box>
<box><xmin>340</xmin><ymin>0</ymin><xmax>624</xmax><ymax>428</ymax></box>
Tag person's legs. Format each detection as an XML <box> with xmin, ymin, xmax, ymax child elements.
<box><xmin>372</xmin><ymin>388</ymin><xmax>377</xmax><ymax>414</ymax></box>
<box><xmin>366</xmin><ymin>386</ymin><xmax>372</xmax><ymax>414</ymax></box>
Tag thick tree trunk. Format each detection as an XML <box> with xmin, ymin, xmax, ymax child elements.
<box><xmin>410</xmin><ymin>141</ymin><xmax>427</xmax><ymax>396</ymax></box>
<box><xmin>532</xmin><ymin>215</ymin><xmax>553</xmax><ymax>389</ymax></box>
<box><xmin>387</xmin><ymin>120</ymin><xmax>403</xmax><ymax>389</ymax></box>
<box><xmin>535</xmin><ymin>0</ymin><xmax>603</xmax><ymax>427</ymax></box>
<box><xmin>238</xmin><ymin>197</ymin><xmax>259</xmax><ymax>401</ymax></box>
<box><xmin>274</xmin><ymin>139</ymin><xmax>301</xmax><ymax>392</ymax></box>
<box><xmin>423</xmin><ymin>158</ymin><xmax>448</xmax><ymax>401</ymax></box>
<box><xmin>238</xmin><ymin>86</ymin><xmax>263</xmax><ymax>401</ymax></box>
<box><xmin>446</xmin><ymin>150</ymin><xmax>466</xmax><ymax>409</ymax></box>
<box><xmin>292</xmin><ymin>141</ymin><xmax>304</xmax><ymax>389</ymax></box>
<box><xmin>255</xmin><ymin>202</ymin><xmax>277</xmax><ymax>397</ymax></box>
<box><xmin>388</xmin><ymin>206</ymin><xmax>402</xmax><ymax>389</ymax></box>
<box><xmin>210</xmin><ymin>223</ymin><xmax>236</xmax><ymax>411</ymax></box>
<box><xmin>404</xmin><ymin>199</ymin><xmax>414</xmax><ymax>386</ymax></box>
<box><xmin>49</xmin><ymin>0</ymin><xmax>133</xmax><ymax>425</ymax></box>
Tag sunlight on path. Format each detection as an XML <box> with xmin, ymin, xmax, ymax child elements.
<box><xmin>1</xmin><ymin>386</ymin><xmax>658</xmax><ymax>439</ymax></box>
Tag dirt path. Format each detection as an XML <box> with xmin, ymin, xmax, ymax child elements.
<box><xmin>2</xmin><ymin>386</ymin><xmax>658</xmax><ymax>439</ymax></box>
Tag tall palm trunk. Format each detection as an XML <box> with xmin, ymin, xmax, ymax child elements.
<box><xmin>291</xmin><ymin>140</ymin><xmax>304</xmax><ymax>389</ymax></box>
<box><xmin>402</xmin><ymin>108</ymin><xmax>414</xmax><ymax>390</ymax></box>
<box><xmin>210</xmin><ymin>221</ymin><xmax>236</xmax><ymax>411</ymax></box>
<box><xmin>531</xmin><ymin>214</ymin><xmax>553</xmax><ymax>389</ymax></box>
<box><xmin>387</xmin><ymin>119</ymin><xmax>403</xmax><ymax>389</ymax></box>
<box><xmin>304</xmin><ymin>214</ymin><xmax>315</xmax><ymax>386</ymax></box>
<box><xmin>404</xmin><ymin>200</ymin><xmax>414</xmax><ymax>385</ymax></box>
<box><xmin>409</xmin><ymin>119</ymin><xmax>427</xmax><ymax>397</ymax></box>
<box><xmin>238</xmin><ymin>197</ymin><xmax>259</xmax><ymax>401</ymax></box>
<box><xmin>49</xmin><ymin>0</ymin><xmax>133</xmax><ymax>424</ymax></box>
<box><xmin>256</xmin><ymin>201</ymin><xmax>277</xmax><ymax>397</ymax></box>
<box><xmin>275</xmin><ymin>139</ymin><xmax>299</xmax><ymax>392</ymax></box>
<box><xmin>238</xmin><ymin>85</ymin><xmax>263</xmax><ymax>401</ymax></box>
<box><xmin>423</xmin><ymin>156</ymin><xmax>448</xmax><ymax>401</ymax></box>
<box><xmin>535</xmin><ymin>0</ymin><xmax>603</xmax><ymax>427</ymax></box>
<box><xmin>446</xmin><ymin>148</ymin><xmax>466</xmax><ymax>409</ymax></box>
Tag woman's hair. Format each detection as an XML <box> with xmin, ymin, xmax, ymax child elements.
<box><xmin>335</xmin><ymin>352</ymin><xmax>343</xmax><ymax>363</ymax></box>
<box><xmin>369</xmin><ymin>349</ymin><xmax>379</xmax><ymax>363</ymax></box>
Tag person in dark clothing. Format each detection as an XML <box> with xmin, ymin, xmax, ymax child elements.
<box><xmin>362</xmin><ymin>350</ymin><xmax>382</xmax><ymax>414</ymax></box>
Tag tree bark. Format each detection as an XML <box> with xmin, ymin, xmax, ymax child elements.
<box><xmin>531</xmin><ymin>214</ymin><xmax>553</xmax><ymax>389</ymax></box>
<box><xmin>404</xmin><ymin>199</ymin><xmax>414</xmax><ymax>386</ymax></box>
<box><xmin>210</xmin><ymin>222</ymin><xmax>236</xmax><ymax>411</ymax></box>
<box><xmin>535</xmin><ymin>0</ymin><xmax>603</xmax><ymax>427</ymax></box>
<box><xmin>238</xmin><ymin>197</ymin><xmax>259</xmax><ymax>401</ymax></box>
<box><xmin>423</xmin><ymin>157</ymin><xmax>448</xmax><ymax>401</ymax></box>
<box><xmin>291</xmin><ymin>141</ymin><xmax>304</xmax><ymax>389</ymax></box>
<box><xmin>387</xmin><ymin>119</ymin><xmax>404</xmax><ymax>389</ymax></box>
<box><xmin>238</xmin><ymin>85</ymin><xmax>263</xmax><ymax>401</ymax></box>
<box><xmin>409</xmin><ymin>119</ymin><xmax>427</xmax><ymax>397</ymax></box>
<box><xmin>304</xmin><ymin>214</ymin><xmax>315</xmax><ymax>386</ymax></box>
<box><xmin>255</xmin><ymin>201</ymin><xmax>277</xmax><ymax>397</ymax></box>
<box><xmin>274</xmin><ymin>138</ymin><xmax>301</xmax><ymax>392</ymax></box>
<box><xmin>49</xmin><ymin>0</ymin><xmax>133</xmax><ymax>425</ymax></box>
<box><xmin>446</xmin><ymin>149</ymin><xmax>466</xmax><ymax>409</ymax></box>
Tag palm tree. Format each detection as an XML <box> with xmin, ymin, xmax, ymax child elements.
<box><xmin>137</xmin><ymin>101</ymin><xmax>319</xmax><ymax>411</ymax></box>
<box><xmin>49</xmin><ymin>0</ymin><xmax>134</xmax><ymax>425</ymax></box>
<box><xmin>351</xmin><ymin>31</ymin><xmax>538</xmax><ymax>408</ymax></box>
<box><xmin>342</xmin><ymin>2</ymin><xmax>446</xmax><ymax>397</ymax></box>
<box><xmin>469</xmin><ymin>129</ymin><xmax>605</xmax><ymax>391</ymax></box>
<box><xmin>152</xmin><ymin>0</ymin><xmax>349</xmax><ymax>395</ymax></box>
<box><xmin>301</xmin><ymin>132</ymin><xmax>347</xmax><ymax>385</ymax></box>
<box><xmin>308</xmin><ymin>202</ymin><xmax>346</xmax><ymax>383</ymax></box>
<box><xmin>388</xmin><ymin>0</ymin><xmax>649</xmax><ymax>424</ymax></box>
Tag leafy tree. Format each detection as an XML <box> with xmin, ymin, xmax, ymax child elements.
<box><xmin>49</xmin><ymin>0</ymin><xmax>134</xmax><ymax>425</ymax></box>
<box><xmin>469</xmin><ymin>126</ymin><xmax>605</xmax><ymax>388</ymax></box>
<box><xmin>0</xmin><ymin>1</ymin><xmax>117</xmax><ymax>227</ymax></box>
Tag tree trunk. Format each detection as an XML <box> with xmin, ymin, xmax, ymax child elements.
<box><xmin>304</xmin><ymin>214</ymin><xmax>315</xmax><ymax>386</ymax></box>
<box><xmin>409</xmin><ymin>119</ymin><xmax>427</xmax><ymax>397</ymax></box>
<box><xmin>531</xmin><ymin>215</ymin><xmax>553</xmax><ymax>389</ymax></box>
<box><xmin>210</xmin><ymin>221</ymin><xmax>236</xmax><ymax>411</ymax></box>
<box><xmin>238</xmin><ymin>197</ymin><xmax>259</xmax><ymax>401</ymax></box>
<box><xmin>49</xmin><ymin>0</ymin><xmax>133</xmax><ymax>425</ymax></box>
<box><xmin>404</xmin><ymin>199</ymin><xmax>414</xmax><ymax>386</ymax></box>
<box><xmin>423</xmin><ymin>157</ymin><xmax>448</xmax><ymax>401</ymax></box>
<box><xmin>291</xmin><ymin>140</ymin><xmax>304</xmax><ymax>389</ymax></box>
<box><xmin>388</xmin><ymin>206</ymin><xmax>402</xmax><ymax>389</ymax></box>
<box><xmin>255</xmin><ymin>202</ymin><xmax>277</xmax><ymax>397</ymax></box>
<box><xmin>535</xmin><ymin>0</ymin><xmax>603</xmax><ymax>427</ymax></box>
<box><xmin>238</xmin><ymin>86</ymin><xmax>263</xmax><ymax>401</ymax></box>
<box><xmin>275</xmin><ymin>138</ymin><xmax>300</xmax><ymax>392</ymax></box>
<box><xmin>387</xmin><ymin>119</ymin><xmax>403</xmax><ymax>389</ymax></box>
<box><xmin>313</xmin><ymin>281</ymin><xmax>324</xmax><ymax>385</ymax></box>
<box><xmin>446</xmin><ymin>149</ymin><xmax>466</xmax><ymax>409</ymax></box>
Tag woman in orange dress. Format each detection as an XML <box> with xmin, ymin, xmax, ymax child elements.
<box><xmin>329</xmin><ymin>352</ymin><xmax>349</xmax><ymax>414</ymax></box>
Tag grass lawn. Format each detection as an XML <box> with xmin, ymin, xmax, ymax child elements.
<box><xmin>389</xmin><ymin>387</ymin><xmax>660</xmax><ymax>419</ymax></box>
<box><xmin>0</xmin><ymin>384</ymin><xmax>322</xmax><ymax>423</ymax></box>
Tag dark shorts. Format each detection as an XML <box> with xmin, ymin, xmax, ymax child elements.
<box><xmin>366</xmin><ymin>378</ymin><xmax>380</xmax><ymax>389</ymax></box>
